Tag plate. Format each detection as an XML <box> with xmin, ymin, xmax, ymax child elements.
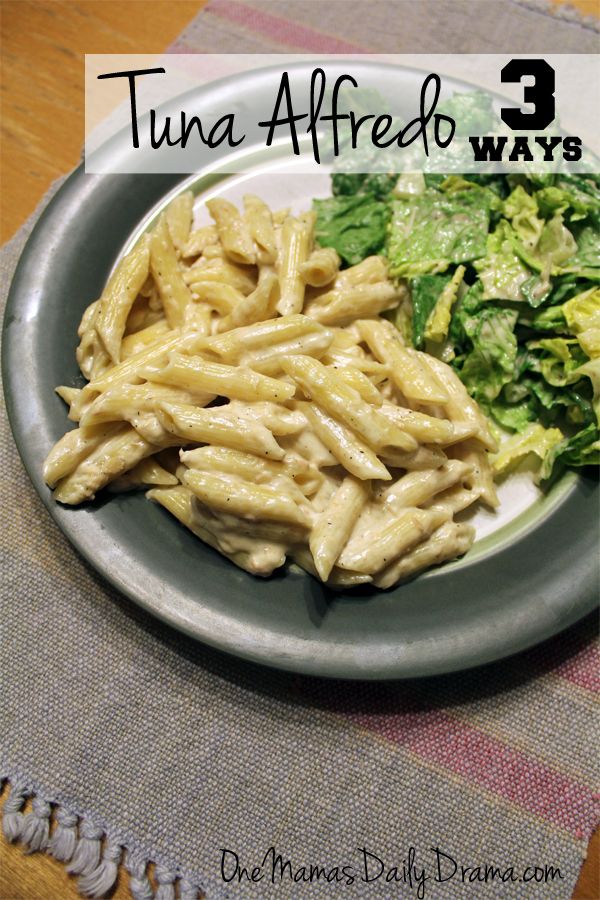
<box><xmin>3</xmin><ymin>66</ymin><xmax>598</xmax><ymax>679</ymax></box>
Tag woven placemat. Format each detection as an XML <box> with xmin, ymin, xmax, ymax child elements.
<box><xmin>2</xmin><ymin>3</ymin><xmax>599</xmax><ymax>898</ymax></box>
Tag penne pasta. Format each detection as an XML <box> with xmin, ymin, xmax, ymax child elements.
<box><xmin>198</xmin><ymin>314</ymin><xmax>324</xmax><ymax>363</ymax></box>
<box><xmin>55</xmin><ymin>386</ymin><xmax>83</xmax><ymax>421</ymax></box>
<box><xmin>216</xmin><ymin>269</ymin><xmax>279</xmax><ymax>333</ymax></box>
<box><xmin>182</xmin><ymin>224</ymin><xmax>219</xmax><ymax>259</ymax></box>
<box><xmin>306</xmin><ymin>282</ymin><xmax>401</xmax><ymax>327</ymax></box>
<box><xmin>183</xmin><ymin>469</ymin><xmax>312</xmax><ymax>528</ymax></box>
<box><xmin>142</xmin><ymin>352</ymin><xmax>295</xmax><ymax>404</ymax></box>
<box><xmin>120</xmin><ymin>319</ymin><xmax>171</xmax><ymax>360</ymax></box>
<box><xmin>76</xmin><ymin>302</ymin><xmax>112</xmax><ymax>381</ymax></box>
<box><xmin>373</xmin><ymin>522</ymin><xmax>475</xmax><ymax>588</ymax></box>
<box><xmin>156</xmin><ymin>401</ymin><xmax>284</xmax><ymax>459</ymax></box>
<box><xmin>207</xmin><ymin>197</ymin><xmax>257</xmax><ymax>265</ymax></box>
<box><xmin>181</xmin><ymin>446</ymin><xmax>318</xmax><ymax>497</ymax></box>
<box><xmin>44</xmin><ymin>187</ymin><xmax>506</xmax><ymax>588</ymax></box>
<box><xmin>299</xmin><ymin>402</ymin><xmax>391</xmax><ymax>482</ymax></box>
<box><xmin>79</xmin><ymin>381</ymin><xmax>213</xmax><ymax>429</ymax></box>
<box><xmin>300</xmin><ymin>247</ymin><xmax>340</xmax><ymax>287</ymax></box>
<box><xmin>309</xmin><ymin>476</ymin><xmax>369</xmax><ymax>580</ymax></box>
<box><xmin>276</xmin><ymin>215</ymin><xmax>314</xmax><ymax>316</ymax></box>
<box><xmin>281</xmin><ymin>355</ymin><xmax>417</xmax><ymax>452</ymax></box>
<box><xmin>184</xmin><ymin>259</ymin><xmax>257</xmax><ymax>295</ymax></box>
<box><xmin>43</xmin><ymin>423</ymin><xmax>123</xmax><ymax>488</ymax></box>
<box><xmin>358</xmin><ymin>319</ymin><xmax>450</xmax><ymax>405</ymax></box>
<box><xmin>165</xmin><ymin>190</ymin><xmax>194</xmax><ymax>255</ymax></box>
<box><xmin>243</xmin><ymin>194</ymin><xmax>277</xmax><ymax>265</ymax></box>
<box><xmin>335</xmin><ymin>255</ymin><xmax>388</xmax><ymax>287</ymax></box>
<box><xmin>418</xmin><ymin>354</ymin><xmax>498</xmax><ymax>453</ymax></box>
<box><xmin>95</xmin><ymin>234</ymin><xmax>152</xmax><ymax>365</ymax></box>
<box><xmin>188</xmin><ymin>281</ymin><xmax>244</xmax><ymax>315</ymax></box>
<box><xmin>378</xmin><ymin>445</ymin><xmax>447</xmax><ymax>470</ymax></box>
<box><xmin>148</xmin><ymin>485</ymin><xmax>286</xmax><ymax>576</ymax></box>
<box><xmin>150</xmin><ymin>214</ymin><xmax>194</xmax><ymax>328</ymax></box>
<box><xmin>108</xmin><ymin>457</ymin><xmax>179</xmax><ymax>492</ymax></box>
<box><xmin>240</xmin><ymin>329</ymin><xmax>334</xmax><ymax>376</ymax></box>
<box><xmin>53</xmin><ymin>426</ymin><xmax>161</xmax><ymax>504</ymax></box>
<box><xmin>334</xmin><ymin>365</ymin><xmax>384</xmax><ymax>407</ymax></box>
<box><xmin>292</xmin><ymin>547</ymin><xmax>372</xmax><ymax>588</ymax></box>
<box><xmin>338</xmin><ymin>507</ymin><xmax>448</xmax><ymax>574</ymax></box>
<box><xmin>379</xmin><ymin>460</ymin><xmax>473</xmax><ymax>512</ymax></box>
<box><xmin>447</xmin><ymin>439</ymin><xmax>499</xmax><ymax>508</ymax></box>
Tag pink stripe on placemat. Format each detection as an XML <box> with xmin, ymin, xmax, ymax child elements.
<box><xmin>349</xmin><ymin>709</ymin><xmax>597</xmax><ymax>837</ymax></box>
<box><xmin>206</xmin><ymin>0</ymin><xmax>369</xmax><ymax>52</ymax></box>
<box><xmin>553</xmin><ymin>643</ymin><xmax>600</xmax><ymax>693</ymax></box>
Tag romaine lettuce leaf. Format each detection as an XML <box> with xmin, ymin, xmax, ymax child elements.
<box><xmin>540</xmin><ymin>422</ymin><xmax>600</xmax><ymax>481</ymax></box>
<box><xmin>491</xmin><ymin>423</ymin><xmax>564</xmax><ymax>475</ymax></box>
<box><xmin>475</xmin><ymin>222</ymin><xmax>532</xmax><ymax>303</ymax></box>
<box><xmin>314</xmin><ymin>194</ymin><xmax>390</xmax><ymax>266</ymax></box>
<box><xmin>410</xmin><ymin>274</ymin><xmax>451</xmax><ymax>350</ymax></box>
<box><xmin>531</xmin><ymin>304</ymin><xmax>568</xmax><ymax>333</ymax></box>
<box><xmin>537</xmin><ymin>213</ymin><xmax>578</xmax><ymax>266</ymax></box>
<box><xmin>527</xmin><ymin>337</ymin><xmax>588</xmax><ymax>387</ymax></box>
<box><xmin>563</xmin><ymin>287</ymin><xmax>600</xmax><ymax>338</ymax></box>
<box><xmin>424</xmin><ymin>265</ymin><xmax>465</xmax><ymax>344</ymax></box>
<box><xmin>459</xmin><ymin>307</ymin><xmax>519</xmax><ymax>403</ymax></box>
<box><xmin>387</xmin><ymin>188</ymin><xmax>491</xmax><ymax>278</ymax></box>
<box><xmin>503</xmin><ymin>186</ymin><xmax>544</xmax><ymax>249</ymax></box>
<box><xmin>436</xmin><ymin>90</ymin><xmax>497</xmax><ymax>136</ymax></box>
<box><xmin>331</xmin><ymin>173</ymin><xmax>397</xmax><ymax>200</ymax></box>
<box><xmin>489</xmin><ymin>395</ymin><xmax>538</xmax><ymax>432</ymax></box>
<box><xmin>536</xmin><ymin>174</ymin><xmax>600</xmax><ymax>225</ymax></box>
<box><xmin>574</xmin><ymin>358</ymin><xmax>600</xmax><ymax>422</ymax></box>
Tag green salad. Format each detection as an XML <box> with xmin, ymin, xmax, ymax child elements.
<box><xmin>313</xmin><ymin>172</ymin><xmax>600</xmax><ymax>481</ymax></box>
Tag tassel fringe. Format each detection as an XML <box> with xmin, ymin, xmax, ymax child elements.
<box><xmin>125</xmin><ymin>850</ymin><xmax>154</xmax><ymax>900</ymax></box>
<box><xmin>78</xmin><ymin>838</ymin><xmax>121</xmax><ymax>897</ymax></box>
<box><xmin>2</xmin><ymin>781</ymin><xmax>28</xmax><ymax>842</ymax></box>
<box><xmin>2</xmin><ymin>779</ymin><xmax>201</xmax><ymax>899</ymax></box>
<box><xmin>48</xmin><ymin>807</ymin><xmax>78</xmax><ymax>862</ymax></box>
<box><xmin>67</xmin><ymin>820</ymin><xmax>103</xmax><ymax>876</ymax></box>
<box><xmin>21</xmin><ymin>796</ymin><xmax>51</xmax><ymax>854</ymax></box>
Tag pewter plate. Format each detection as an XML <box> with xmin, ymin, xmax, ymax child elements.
<box><xmin>3</xmin><ymin>64</ymin><xmax>598</xmax><ymax>679</ymax></box>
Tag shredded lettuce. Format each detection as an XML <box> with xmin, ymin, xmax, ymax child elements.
<box><xmin>424</xmin><ymin>265</ymin><xmax>465</xmax><ymax>344</ymax></box>
<box><xmin>540</xmin><ymin>422</ymin><xmax>600</xmax><ymax>481</ymax></box>
<box><xmin>313</xmin><ymin>194</ymin><xmax>390</xmax><ymax>266</ymax></box>
<box><xmin>491</xmin><ymin>423</ymin><xmax>565</xmax><ymax>475</ymax></box>
<box><xmin>459</xmin><ymin>307</ymin><xmax>519</xmax><ymax>403</ymax></box>
<box><xmin>317</xmin><ymin>170</ymin><xmax>600</xmax><ymax>480</ymax></box>
<box><xmin>386</xmin><ymin>188</ymin><xmax>491</xmax><ymax>278</ymax></box>
<box><xmin>563</xmin><ymin>287</ymin><xmax>600</xmax><ymax>358</ymax></box>
<box><xmin>475</xmin><ymin>222</ymin><xmax>532</xmax><ymax>303</ymax></box>
<box><xmin>503</xmin><ymin>186</ymin><xmax>544</xmax><ymax>250</ymax></box>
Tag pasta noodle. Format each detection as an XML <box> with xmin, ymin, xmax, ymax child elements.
<box><xmin>43</xmin><ymin>190</ymin><xmax>500</xmax><ymax>589</ymax></box>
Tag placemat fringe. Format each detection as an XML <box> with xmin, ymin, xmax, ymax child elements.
<box><xmin>155</xmin><ymin>864</ymin><xmax>178</xmax><ymax>899</ymax></box>
<box><xmin>1</xmin><ymin>779</ymin><xmax>28</xmax><ymax>842</ymax></box>
<box><xmin>2</xmin><ymin>777</ymin><xmax>203</xmax><ymax>899</ymax></box>
<box><xmin>180</xmin><ymin>878</ymin><xmax>202</xmax><ymax>900</ymax></box>
<box><xmin>48</xmin><ymin>807</ymin><xmax>79</xmax><ymax>862</ymax></box>
<box><xmin>20</xmin><ymin>796</ymin><xmax>51</xmax><ymax>854</ymax></box>
<box><xmin>67</xmin><ymin>820</ymin><xmax>104</xmax><ymax>876</ymax></box>
<box><xmin>125</xmin><ymin>850</ymin><xmax>155</xmax><ymax>900</ymax></box>
<box><xmin>78</xmin><ymin>837</ymin><xmax>122</xmax><ymax>897</ymax></box>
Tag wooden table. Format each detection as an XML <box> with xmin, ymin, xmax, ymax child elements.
<box><xmin>0</xmin><ymin>1</ymin><xmax>598</xmax><ymax>897</ymax></box>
